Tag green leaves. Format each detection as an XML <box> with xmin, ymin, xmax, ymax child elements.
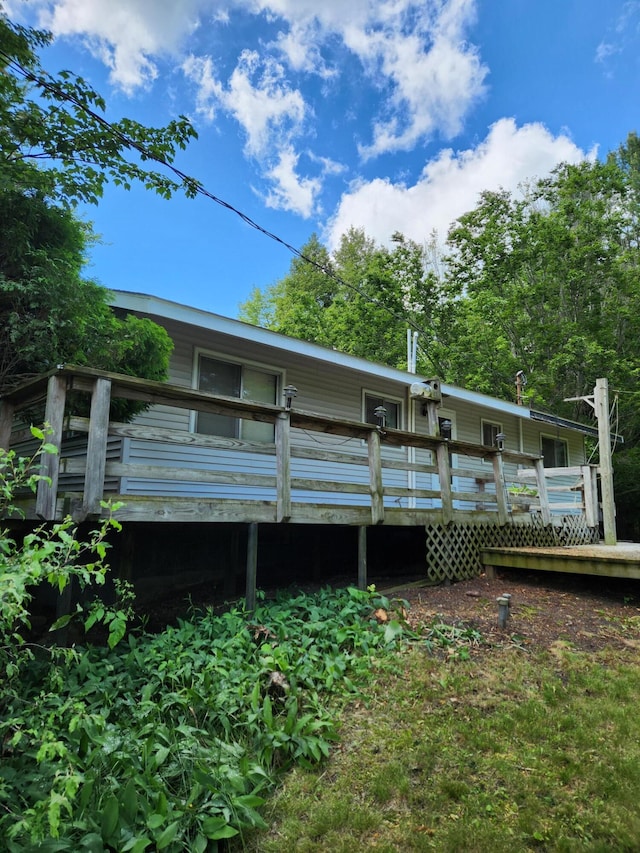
<box><xmin>0</xmin><ymin>585</ymin><xmax>406</xmax><ymax>848</ymax></box>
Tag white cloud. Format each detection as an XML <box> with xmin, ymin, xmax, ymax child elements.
<box><xmin>28</xmin><ymin>0</ymin><xmax>205</xmax><ymax>92</ymax></box>
<box><xmin>21</xmin><ymin>0</ymin><xmax>486</xmax><ymax>154</ymax></box>
<box><xmin>326</xmin><ymin>119</ymin><xmax>595</xmax><ymax>248</ymax></box>
<box><xmin>183</xmin><ymin>49</ymin><xmax>307</xmax><ymax>155</ymax></box>
<box><xmin>262</xmin><ymin>146</ymin><xmax>321</xmax><ymax>216</ymax></box>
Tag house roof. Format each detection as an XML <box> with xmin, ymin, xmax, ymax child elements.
<box><xmin>110</xmin><ymin>290</ymin><xmax>596</xmax><ymax>437</ymax></box>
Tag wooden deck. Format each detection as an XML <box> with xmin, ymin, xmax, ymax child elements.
<box><xmin>482</xmin><ymin>543</ymin><xmax>640</xmax><ymax>580</ymax></box>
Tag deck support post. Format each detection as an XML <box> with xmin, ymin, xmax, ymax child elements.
<box><xmin>245</xmin><ymin>522</ymin><xmax>258</xmax><ymax>610</ymax></box>
<box><xmin>0</xmin><ymin>400</ymin><xmax>14</xmax><ymax>450</ymax></box>
<box><xmin>275</xmin><ymin>412</ymin><xmax>291</xmax><ymax>522</ymax></box>
<box><xmin>81</xmin><ymin>377</ymin><xmax>112</xmax><ymax>520</ymax></box>
<box><xmin>36</xmin><ymin>375</ymin><xmax>67</xmax><ymax>520</ymax></box>
<box><xmin>357</xmin><ymin>526</ymin><xmax>367</xmax><ymax>590</ymax></box>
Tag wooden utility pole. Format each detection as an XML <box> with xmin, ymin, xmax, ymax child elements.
<box><xmin>565</xmin><ymin>378</ymin><xmax>617</xmax><ymax>545</ymax></box>
<box><xmin>595</xmin><ymin>379</ymin><xmax>617</xmax><ymax>545</ymax></box>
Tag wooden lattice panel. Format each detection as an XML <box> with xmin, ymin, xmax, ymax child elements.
<box><xmin>425</xmin><ymin>516</ymin><xmax>598</xmax><ymax>582</ymax></box>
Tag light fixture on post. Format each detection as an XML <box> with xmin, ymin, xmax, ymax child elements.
<box><xmin>439</xmin><ymin>418</ymin><xmax>452</xmax><ymax>440</ymax></box>
<box><xmin>374</xmin><ymin>405</ymin><xmax>387</xmax><ymax>429</ymax></box>
<box><xmin>283</xmin><ymin>384</ymin><xmax>297</xmax><ymax>411</ymax></box>
<box><xmin>495</xmin><ymin>432</ymin><xmax>506</xmax><ymax>452</ymax></box>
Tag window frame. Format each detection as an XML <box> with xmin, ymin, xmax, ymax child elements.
<box><xmin>540</xmin><ymin>434</ymin><xmax>569</xmax><ymax>468</ymax></box>
<box><xmin>481</xmin><ymin>419</ymin><xmax>503</xmax><ymax>462</ymax></box>
<box><xmin>362</xmin><ymin>390</ymin><xmax>403</xmax><ymax>431</ymax></box>
<box><xmin>191</xmin><ymin>347</ymin><xmax>283</xmax><ymax>442</ymax></box>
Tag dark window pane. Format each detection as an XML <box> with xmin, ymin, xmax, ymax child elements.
<box><xmin>365</xmin><ymin>395</ymin><xmax>399</xmax><ymax>428</ymax></box>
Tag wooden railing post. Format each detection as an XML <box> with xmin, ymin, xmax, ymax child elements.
<box><xmin>582</xmin><ymin>464</ymin><xmax>599</xmax><ymax>529</ymax></box>
<box><xmin>533</xmin><ymin>458</ymin><xmax>552</xmax><ymax>526</ymax></box>
<box><xmin>81</xmin><ymin>377</ymin><xmax>112</xmax><ymax>519</ymax></box>
<box><xmin>491</xmin><ymin>450</ymin><xmax>509</xmax><ymax>525</ymax></box>
<box><xmin>368</xmin><ymin>429</ymin><xmax>385</xmax><ymax>524</ymax></box>
<box><xmin>36</xmin><ymin>375</ymin><xmax>67</xmax><ymax>520</ymax></box>
<box><xmin>275</xmin><ymin>411</ymin><xmax>291</xmax><ymax>522</ymax></box>
<box><xmin>436</xmin><ymin>441</ymin><xmax>453</xmax><ymax>524</ymax></box>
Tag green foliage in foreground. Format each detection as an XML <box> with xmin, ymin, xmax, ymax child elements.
<box><xmin>0</xmin><ymin>586</ymin><xmax>407</xmax><ymax>851</ymax></box>
<box><xmin>251</xmin><ymin>638</ymin><xmax>640</xmax><ymax>852</ymax></box>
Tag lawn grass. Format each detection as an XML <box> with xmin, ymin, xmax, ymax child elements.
<box><xmin>239</xmin><ymin>632</ymin><xmax>640</xmax><ymax>852</ymax></box>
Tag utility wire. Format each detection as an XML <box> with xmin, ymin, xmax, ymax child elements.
<box><xmin>2</xmin><ymin>51</ymin><xmax>441</xmax><ymax>371</ymax></box>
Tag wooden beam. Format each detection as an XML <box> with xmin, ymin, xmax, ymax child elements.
<box><xmin>368</xmin><ymin>429</ymin><xmax>385</xmax><ymax>524</ymax></box>
<box><xmin>275</xmin><ymin>412</ymin><xmax>292</xmax><ymax>522</ymax></box>
<box><xmin>81</xmin><ymin>378</ymin><xmax>112</xmax><ymax>519</ymax></box>
<box><xmin>357</xmin><ymin>526</ymin><xmax>367</xmax><ymax>590</ymax></box>
<box><xmin>36</xmin><ymin>375</ymin><xmax>67</xmax><ymax>520</ymax></box>
<box><xmin>245</xmin><ymin>522</ymin><xmax>258</xmax><ymax>610</ymax></box>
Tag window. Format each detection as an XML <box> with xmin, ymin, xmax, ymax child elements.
<box><xmin>364</xmin><ymin>394</ymin><xmax>400</xmax><ymax>429</ymax></box>
<box><xmin>482</xmin><ymin>421</ymin><xmax>502</xmax><ymax>447</ymax></box>
<box><xmin>541</xmin><ymin>436</ymin><xmax>568</xmax><ymax>467</ymax></box>
<box><xmin>195</xmin><ymin>354</ymin><xmax>278</xmax><ymax>442</ymax></box>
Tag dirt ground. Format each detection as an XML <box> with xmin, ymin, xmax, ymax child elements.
<box><xmin>140</xmin><ymin>566</ymin><xmax>640</xmax><ymax>654</ymax></box>
<box><xmin>390</xmin><ymin>569</ymin><xmax>640</xmax><ymax>652</ymax></box>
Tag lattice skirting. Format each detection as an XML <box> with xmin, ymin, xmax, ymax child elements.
<box><xmin>425</xmin><ymin>515</ymin><xmax>599</xmax><ymax>583</ymax></box>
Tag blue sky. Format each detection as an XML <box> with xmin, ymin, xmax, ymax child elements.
<box><xmin>6</xmin><ymin>0</ymin><xmax>640</xmax><ymax>318</ymax></box>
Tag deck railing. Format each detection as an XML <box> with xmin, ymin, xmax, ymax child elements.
<box><xmin>0</xmin><ymin>366</ymin><xmax>598</xmax><ymax>528</ymax></box>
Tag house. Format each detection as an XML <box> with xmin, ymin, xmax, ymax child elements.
<box><xmin>0</xmin><ymin>290</ymin><xmax>601</xmax><ymax>602</ymax></box>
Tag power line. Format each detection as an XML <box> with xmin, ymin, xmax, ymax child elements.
<box><xmin>1</xmin><ymin>49</ymin><xmax>440</xmax><ymax>370</ymax></box>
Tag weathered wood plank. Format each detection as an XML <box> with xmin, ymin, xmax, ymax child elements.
<box><xmin>358</xmin><ymin>527</ymin><xmax>367</xmax><ymax>590</ymax></box>
<box><xmin>276</xmin><ymin>412</ymin><xmax>291</xmax><ymax>522</ymax></box>
<box><xmin>436</xmin><ymin>444</ymin><xmax>453</xmax><ymax>524</ymax></box>
<box><xmin>583</xmin><ymin>465</ymin><xmax>598</xmax><ymax>528</ymax></box>
<box><xmin>36</xmin><ymin>375</ymin><xmax>67</xmax><ymax>520</ymax></box>
<box><xmin>81</xmin><ymin>378</ymin><xmax>112</xmax><ymax>519</ymax></box>
<box><xmin>481</xmin><ymin>546</ymin><xmax>640</xmax><ymax>580</ymax></box>
<box><xmin>245</xmin><ymin>523</ymin><xmax>258</xmax><ymax>610</ymax></box>
<box><xmin>368</xmin><ymin>430</ymin><xmax>385</xmax><ymax>524</ymax></box>
<box><xmin>63</xmin><ymin>459</ymin><xmax>278</xmax><ymax>489</ymax></box>
<box><xmin>68</xmin><ymin>415</ymin><xmax>278</xmax><ymax>453</ymax></box>
<box><xmin>491</xmin><ymin>452</ymin><xmax>509</xmax><ymax>525</ymax></box>
<box><xmin>533</xmin><ymin>457</ymin><xmax>552</xmax><ymax>526</ymax></box>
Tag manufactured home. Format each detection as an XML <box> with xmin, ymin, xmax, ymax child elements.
<box><xmin>0</xmin><ymin>291</ymin><xmax>601</xmax><ymax>602</ymax></box>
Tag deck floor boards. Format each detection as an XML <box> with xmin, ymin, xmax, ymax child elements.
<box><xmin>482</xmin><ymin>542</ymin><xmax>640</xmax><ymax>579</ymax></box>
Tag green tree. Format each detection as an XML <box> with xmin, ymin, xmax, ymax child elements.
<box><xmin>0</xmin><ymin>11</ymin><xmax>197</xmax><ymax>404</ymax></box>
<box><xmin>443</xmin><ymin>157</ymin><xmax>640</xmax><ymax>435</ymax></box>
<box><xmin>240</xmin><ymin>229</ymin><xmax>445</xmax><ymax>370</ymax></box>
<box><xmin>0</xmin><ymin>14</ymin><xmax>197</xmax><ymax>205</ymax></box>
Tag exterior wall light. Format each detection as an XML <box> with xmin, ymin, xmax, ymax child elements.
<box><xmin>283</xmin><ymin>384</ymin><xmax>297</xmax><ymax>411</ymax></box>
<box><xmin>374</xmin><ymin>405</ymin><xmax>387</xmax><ymax>429</ymax></box>
<box><xmin>440</xmin><ymin>418</ymin><xmax>452</xmax><ymax>440</ymax></box>
<box><xmin>495</xmin><ymin>432</ymin><xmax>506</xmax><ymax>452</ymax></box>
